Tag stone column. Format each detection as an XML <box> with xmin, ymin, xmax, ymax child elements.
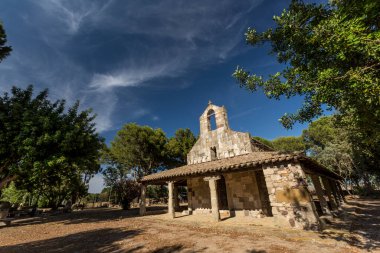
<box><xmin>187</xmin><ymin>179</ymin><xmax>193</xmax><ymax>214</ymax></box>
<box><xmin>204</xmin><ymin>176</ymin><xmax>221</xmax><ymax>221</ymax></box>
<box><xmin>321</xmin><ymin>177</ymin><xmax>337</xmax><ymax>210</ymax></box>
<box><xmin>173</xmin><ymin>185</ymin><xmax>180</xmax><ymax>211</ymax></box>
<box><xmin>329</xmin><ymin>179</ymin><xmax>341</xmax><ymax>206</ymax></box>
<box><xmin>336</xmin><ymin>182</ymin><xmax>346</xmax><ymax>203</ymax></box>
<box><xmin>139</xmin><ymin>184</ymin><xmax>146</xmax><ymax>216</ymax></box>
<box><xmin>167</xmin><ymin>181</ymin><xmax>175</xmax><ymax>218</ymax></box>
<box><xmin>310</xmin><ymin>175</ymin><xmax>330</xmax><ymax>215</ymax></box>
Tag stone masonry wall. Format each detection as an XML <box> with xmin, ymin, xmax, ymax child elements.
<box><xmin>187</xmin><ymin>177</ymin><xmax>211</xmax><ymax>212</ymax></box>
<box><xmin>187</xmin><ymin>129</ymin><xmax>254</xmax><ymax>164</ymax></box>
<box><xmin>224</xmin><ymin>171</ymin><xmax>262</xmax><ymax>211</ymax></box>
<box><xmin>187</xmin><ymin>103</ymin><xmax>271</xmax><ymax>165</ymax></box>
<box><xmin>262</xmin><ymin>162</ymin><xmax>320</xmax><ymax>229</ymax></box>
<box><xmin>255</xmin><ymin>170</ymin><xmax>272</xmax><ymax>216</ymax></box>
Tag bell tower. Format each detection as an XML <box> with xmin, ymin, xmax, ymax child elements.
<box><xmin>187</xmin><ymin>101</ymin><xmax>261</xmax><ymax>164</ymax></box>
<box><xmin>199</xmin><ymin>101</ymin><xmax>230</xmax><ymax>137</ymax></box>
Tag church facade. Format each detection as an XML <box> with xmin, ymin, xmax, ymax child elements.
<box><xmin>140</xmin><ymin>102</ymin><xmax>344</xmax><ymax>229</ymax></box>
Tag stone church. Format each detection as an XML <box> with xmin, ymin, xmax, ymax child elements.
<box><xmin>140</xmin><ymin>102</ymin><xmax>344</xmax><ymax>229</ymax></box>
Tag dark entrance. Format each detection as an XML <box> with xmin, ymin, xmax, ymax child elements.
<box><xmin>217</xmin><ymin>176</ymin><xmax>229</xmax><ymax>210</ymax></box>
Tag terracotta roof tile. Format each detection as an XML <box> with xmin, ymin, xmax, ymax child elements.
<box><xmin>141</xmin><ymin>151</ymin><xmax>342</xmax><ymax>183</ymax></box>
<box><xmin>142</xmin><ymin>152</ymin><xmax>341</xmax><ymax>183</ymax></box>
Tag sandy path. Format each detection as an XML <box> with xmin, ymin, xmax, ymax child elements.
<box><xmin>0</xmin><ymin>199</ymin><xmax>378</xmax><ymax>253</ymax></box>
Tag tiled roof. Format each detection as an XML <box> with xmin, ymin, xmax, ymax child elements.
<box><xmin>141</xmin><ymin>152</ymin><xmax>341</xmax><ymax>183</ymax></box>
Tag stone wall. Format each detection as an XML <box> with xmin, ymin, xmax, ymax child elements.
<box><xmin>187</xmin><ymin>129</ymin><xmax>254</xmax><ymax>164</ymax></box>
<box><xmin>224</xmin><ymin>171</ymin><xmax>262</xmax><ymax>211</ymax></box>
<box><xmin>255</xmin><ymin>170</ymin><xmax>272</xmax><ymax>216</ymax></box>
<box><xmin>187</xmin><ymin>171</ymin><xmax>268</xmax><ymax>217</ymax></box>
<box><xmin>187</xmin><ymin>103</ymin><xmax>267</xmax><ymax>165</ymax></box>
<box><xmin>262</xmin><ymin>162</ymin><xmax>320</xmax><ymax>229</ymax></box>
<box><xmin>187</xmin><ymin>177</ymin><xmax>211</xmax><ymax>211</ymax></box>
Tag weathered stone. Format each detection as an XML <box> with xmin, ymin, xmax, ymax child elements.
<box><xmin>167</xmin><ymin>181</ymin><xmax>175</xmax><ymax>218</ymax></box>
<box><xmin>187</xmin><ymin>103</ymin><xmax>269</xmax><ymax>165</ymax></box>
<box><xmin>140</xmin><ymin>102</ymin><xmax>340</xmax><ymax>230</ymax></box>
<box><xmin>139</xmin><ymin>184</ymin><xmax>146</xmax><ymax>216</ymax></box>
<box><xmin>289</xmin><ymin>218</ymin><xmax>296</xmax><ymax>227</ymax></box>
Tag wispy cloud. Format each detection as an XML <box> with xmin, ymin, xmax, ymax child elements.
<box><xmin>0</xmin><ymin>0</ymin><xmax>264</xmax><ymax>132</ymax></box>
<box><xmin>36</xmin><ymin>0</ymin><xmax>113</xmax><ymax>34</ymax></box>
<box><xmin>90</xmin><ymin>57</ymin><xmax>187</xmax><ymax>90</ymax></box>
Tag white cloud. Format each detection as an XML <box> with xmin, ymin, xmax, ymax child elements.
<box><xmin>85</xmin><ymin>0</ymin><xmax>264</xmax><ymax>90</ymax></box>
<box><xmin>90</xmin><ymin>55</ymin><xmax>188</xmax><ymax>90</ymax></box>
<box><xmin>0</xmin><ymin>0</ymin><xmax>264</xmax><ymax>132</ymax></box>
<box><xmin>36</xmin><ymin>0</ymin><xmax>113</xmax><ymax>34</ymax></box>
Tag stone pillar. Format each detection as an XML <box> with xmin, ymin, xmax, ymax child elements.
<box><xmin>173</xmin><ymin>185</ymin><xmax>180</xmax><ymax>211</ymax></box>
<box><xmin>139</xmin><ymin>184</ymin><xmax>146</xmax><ymax>216</ymax></box>
<box><xmin>310</xmin><ymin>175</ymin><xmax>330</xmax><ymax>215</ymax></box>
<box><xmin>167</xmin><ymin>181</ymin><xmax>175</xmax><ymax>218</ymax></box>
<box><xmin>336</xmin><ymin>182</ymin><xmax>346</xmax><ymax>203</ymax></box>
<box><xmin>329</xmin><ymin>179</ymin><xmax>341</xmax><ymax>206</ymax></box>
<box><xmin>187</xmin><ymin>179</ymin><xmax>193</xmax><ymax>214</ymax></box>
<box><xmin>204</xmin><ymin>176</ymin><xmax>221</xmax><ymax>221</ymax></box>
<box><xmin>321</xmin><ymin>177</ymin><xmax>337</xmax><ymax>210</ymax></box>
<box><xmin>263</xmin><ymin>163</ymin><xmax>320</xmax><ymax>230</ymax></box>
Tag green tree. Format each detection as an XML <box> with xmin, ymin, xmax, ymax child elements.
<box><xmin>302</xmin><ymin>116</ymin><xmax>357</xmax><ymax>190</ymax></box>
<box><xmin>146</xmin><ymin>185</ymin><xmax>167</xmax><ymax>200</ymax></box>
<box><xmin>252</xmin><ymin>136</ymin><xmax>274</xmax><ymax>149</ymax></box>
<box><xmin>272</xmin><ymin>136</ymin><xmax>305</xmax><ymax>152</ymax></box>
<box><xmin>233</xmin><ymin>0</ymin><xmax>380</xmax><ymax>147</ymax></box>
<box><xmin>0</xmin><ymin>86</ymin><xmax>104</xmax><ymax>208</ymax></box>
<box><xmin>166</xmin><ymin>128</ymin><xmax>197</xmax><ymax>166</ymax></box>
<box><xmin>0</xmin><ymin>182</ymin><xmax>28</xmax><ymax>205</ymax></box>
<box><xmin>109</xmin><ymin>123</ymin><xmax>168</xmax><ymax>179</ymax></box>
<box><xmin>0</xmin><ymin>22</ymin><xmax>11</xmax><ymax>62</ymax></box>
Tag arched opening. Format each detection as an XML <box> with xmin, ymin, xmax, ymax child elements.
<box><xmin>207</xmin><ymin>109</ymin><xmax>217</xmax><ymax>131</ymax></box>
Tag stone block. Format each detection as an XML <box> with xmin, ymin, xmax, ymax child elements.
<box><xmin>274</xmin><ymin>188</ymin><xmax>310</xmax><ymax>204</ymax></box>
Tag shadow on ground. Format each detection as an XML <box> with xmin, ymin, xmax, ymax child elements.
<box><xmin>0</xmin><ymin>228</ymin><xmax>141</xmax><ymax>253</ymax></box>
<box><xmin>319</xmin><ymin>198</ymin><xmax>380</xmax><ymax>251</ymax></box>
<box><xmin>5</xmin><ymin>206</ymin><xmax>167</xmax><ymax>228</ymax></box>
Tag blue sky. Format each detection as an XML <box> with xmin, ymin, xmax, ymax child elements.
<box><xmin>0</xmin><ymin>0</ymin><xmax>327</xmax><ymax>193</ymax></box>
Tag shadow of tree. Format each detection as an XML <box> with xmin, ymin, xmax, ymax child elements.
<box><xmin>319</xmin><ymin>199</ymin><xmax>380</xmax><ymax>251</ymax></box>
<box><xmin>152</xmin><ymin>245</ymin><xmax>184</xmax><ymax>253</ymax></box>
<box><xmin>151</xmin><ymin>245</ymin><xmax>208</xmax><ymax>253</ymax></box>
<box><xmin>0</xmin><ymin>228</ymin><xmax>141</xmax><ymax>253</ymax></box>
<box><xmin>5</xmin><ymin>206</ymin><xmax>167</xmax><ymax>228</ymax></box>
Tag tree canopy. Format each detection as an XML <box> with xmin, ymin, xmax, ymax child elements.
<box><xmin>233</xmin><ymin>0</ymin><xmax>379</xmax><ymax>147</ymax></box>
<box><xmin>109</xmin><ymin>123</ymin><xmax>168</xmax><ymax>179</ymax></box>
<box><xmin>0</xmin><ymin>86</ymin><xmax>104</xmax><ymax>208</ymax></box>
<box><xmin>272</xmin><ymin>136</ymin><xmax>305</xmax><ymax>153</ymax></box>
<box><xmin>166</xmin><ymin>128</ymin><xmax>197</xmax><ymax>166</ymax></box>
<box><xmin>0</xmin><ymin>22</ymin><xmax>11</xmax><ymax>62</ymax></box>
<box><xmin>103</xmin><ymin>125</ymin><xmax>196</xmax><ymax>207</ymax></box>
<box><xmin>302</xmin><ymin>117</ymin><xmax>355</xmax><ymax>184</ymax></box>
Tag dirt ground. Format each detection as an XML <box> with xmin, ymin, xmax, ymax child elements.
<box><xmin>0</xmin><ymin>198</ymin><xmax>379</xmax><ymax>253</ymax></box>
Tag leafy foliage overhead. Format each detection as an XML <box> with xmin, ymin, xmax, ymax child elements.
<box><xmin>233</xmin><ymin>0</ymin><xmax>380</xmax><ymax>144</ymax></box>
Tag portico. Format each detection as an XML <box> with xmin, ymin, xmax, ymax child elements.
<box><xmin>139</xmin><ymin>103</ymin><xmax>344</xmax><ymax>229</ymax></box>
